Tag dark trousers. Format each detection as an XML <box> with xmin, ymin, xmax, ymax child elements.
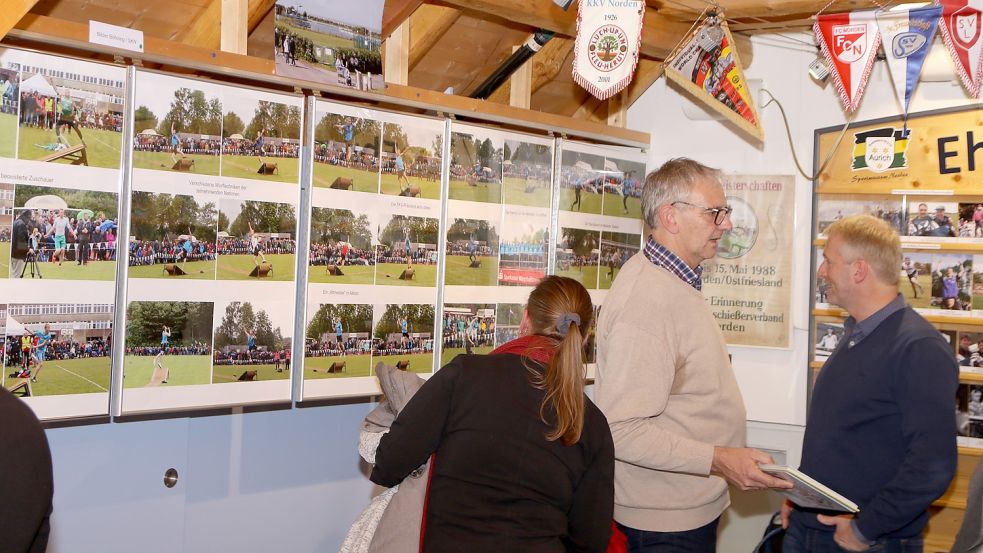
<box><xmin>78</xmin><ymin>241</ymin><xmax>90</xmax><ymax>264</ymax></box>
<box><xmin>616</xmin><ymin>517</ymin><xmax>719</xmax><ymax>553</ymax></box>
<box><xmin>784</xmin><ymin>515</ymin><xmax>923</xmax><ymax>553</ymax></box>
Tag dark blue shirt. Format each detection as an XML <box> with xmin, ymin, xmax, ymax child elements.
<box><xmin>796</xmin><ymin>302</ymin><xmax>957</xmax><ymax>540</ymax></box>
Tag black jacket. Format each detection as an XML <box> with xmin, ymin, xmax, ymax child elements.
<box><xmin>371</xmin><ymin>353</ymin><xmax>614</xmax><ymax>553</ymax></box>
<box><xmin>0</xmin><ymin>388</ymin><xmax>53</xmax><ymax>553</ymax></box>
<box><xmin>11</xmin><ymin>217</ymin><xmax>31</xmax><ymax>260</ymax></box>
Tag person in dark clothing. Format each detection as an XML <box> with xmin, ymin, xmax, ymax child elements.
<box><xmin>783</xmin><ymin>214</ymin><xmax>957</xmax><ymax>552</ymax></box>
<box><xmin>75</xmin><ymin>213</ymin><xmax>94</xmax><ymax>266</ymax></box>
<box><xmin>371</xmin><ymin>276</ymin><xmax>614</xmax><ymax>552</ymax></box>
<box><xmin>0</xmin><ymin>387</ymin><xmax>54</xmax><ymax>553</ymax></box>
<box><xmin>10</xmin><ymin>209</ymin><xmax>34</xmax><ymax>278</ymax></box>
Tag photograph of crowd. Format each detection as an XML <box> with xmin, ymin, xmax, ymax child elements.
<box><xmin>495</xmin><ymin>303</ymin><xmax>522</xmax><ymax>346</ymax></box>
<box><xmin>217</xmin><ymin>199</ymin><xmax>296</xmax><ymax>281</ymax></box>
<box><xmin>371</xmin><ymin>303</ymin><xmax>434</xmax><ymax>374</ymax></box>
<box><xmin>497</xmin><ymin>213</ymin><xmax>546</xmax><ymax>287</ymax></box>
<box><xmin>128</xmin><ymin>192</ymin><xmax>217</xmax><ymax>279</ymax></box>
<box><xmin>124</xmin><ymin>301</ymin><xmax>213</xmax><ymax>388</ymax></box>
<box><xmin>898</xmin><ymin>252</ymin><xmax>932</xmax><ymax>309</ymax></box>
<box><xmin>449</xmin><ymin>130</ymin><xmax>503</xmax><ymax>204</ymax></box>
<box><xmin>0</xmin><ymin>183</ymin><xmax>10</xmax><ymax>276</ymax></box>
<box><xmin>906</xmin><ymin>202</ymin><xmax>958</xmax><ymax>238</ymax></box>
<box><xmin>559</xmin><ymin>149</ymin><xmax>604</xmax><ymax>215</ymax></box>
<box><xmin>814</xmin><ymin>321</ymin><xmax>844</xmax><ymax>362</ymax></box>
<box><xmin>304</xmin><ymin>303</ymin><xmax>373</xmax><ymax>378</ymax></box>
<box><xmin>273</xmin><ymin>1</ymin><xmax>384</xmax><ymax>91</ymax></box>
<box><xmin>211</xmin><ymin>300</ymin><xmax>292</xmax><ymax>383</ymax></box>
<box><xmin>445</xmin><ymin>217</ymin><xmax>499</xmax><ymax>286</ymax></box>
<box><xmin>930</xmin><ymin>254</ymin><xmax>972</xmax><ymax>311</ymax></box>
<box><xmin>502</xmin><ymin>139</ymin><xmax>552</xmax><ymax>208</ymax></box>
<box><xmin>13</xmin><ymin>52</ymin><xmax>124</xmax><ymax>169</ymax></box>
<box><xmin>312</xmin><ymin>110</ymin><xmax>381</xmax><ymax>192</ymax></box>
<box><xmin>556</xmin><ymin>227</ymin><xmax>601</xmax><ymax>289</ymax></box>
<box><xmin>132</xmin><ymin>72</ymin><xmax>223</xmax><ymax>175</ymax></box>
<box><xmin>957</xmin><ymin>383</ymin><xmax>983</xmax><ymax>441</ymax></box>
<box><xmin>2</xmin><ymin>303</ymin><xmax>112</xmax><ymax>396</ymax></box>
<box><xmin>379</xmin><ymin>119</ymin><xmax>443</xmax><ymax>199</ymax></box>
<box><xmin>0</xmin><ymin>64</ymin><xmax>18</xmax><ymax>158</ymax></box>
<box><xmin>816</xmin><ymin>197</ymin><xmax>903</xmax><ymax>236</ymax></box>
<box><xmin>376</xmin><ymin>214</ymin><xmax>439</xmax><ymax>287</ymax></box>
<box><xmin>957</xmin><ymin>202</ymin><xmax>983</xmax><ymax>239</ymax></box>
<box><xmin>441</xmin><ymin>303</ymin><xmax>496</xmax><ymax>365</ymax></box>
<box><xmin>599</xmin><ymin>232</ymin><xmax>641</xmax><ymax>289</ymax></box>
<box><xmin>10</xmin><ymin>184</ymin><xmax>118</xmax><ymax>280</ymax></box>
<box><xmin>602</xmin><ymin>157</ymin><xmax>645</xmax><ymax>218</ymax></box>
<box><xmin>308</xmin><ymin>207</ymin><xmax>375</xmax><ymax>285</ymax></box>
<box><xmin>221</xmin><ymin>94</ymin><xmax>301</xmax><ymax>183</ymax></box>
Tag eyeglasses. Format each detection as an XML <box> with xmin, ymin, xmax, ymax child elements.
<box><xmin>671</xmin><ymin>201</ymin><xmax>733</xmax><ymax>225</ymax></box>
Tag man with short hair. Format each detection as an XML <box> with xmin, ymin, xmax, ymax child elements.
<box><xmin>932</xmin><ymin>205</ymin><xmax>956</xmax><ymax>237</ymax></box>
<box><xmin>595</xmin><ymin>158</ymin><xmax>790</xmax><ymax>552</ymax></box>
<box><xmin>782</xmin><ymin>214</ymin><xmax>957</xmax><ymax>552</ymax></box>
<box><xmin>75</xmin><ymin>211</ymin><xmax>94</xmax><ymax>266</ymax></box>
<box><xmin>907</xmin><ymin>203</ymin><xmax>936</xmax><ymax>236</ymax></box>
<box><xmin>47</xmin><ymin>209</ymin><xmax>72</xmax><ymax>265</ymax></box>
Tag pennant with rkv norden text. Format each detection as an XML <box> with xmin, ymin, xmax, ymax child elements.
<box><xmin>572</xmin><ymin>0</ymin><xmax>645</xmax><ymax>100</ymax></box>
<box><xmin>876</xmin><ymin>4</ymin><xmax>942</xmax><ymax>116</ymax></box>
<box><xmin>815</xmin><ymin>10</ymin><xmax>881</xmax><ymax>112</ymax></box>
<box><xmin>664</xmin><ymin>14</ymin><xmax>763</xmax><ymax>141</ymax></box>
<box><xmin>938</xmin><ymin>0</ymin><xmax>983</xmax><ymax>98</ymax></box>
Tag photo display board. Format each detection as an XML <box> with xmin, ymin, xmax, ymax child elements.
<box><xmin>301</xmin><ymin>101</ymin><xmax>443</xmax><ymax>399</ymax></box>
<box><xmin>0</xmin><ymin>48</ymin><xmax>126</xmax><ymax>419</ymax></box>
<box><xmin>121</xmin><ymin>70</ymin><xmax>303</xmax><ymax>414</ymax></box>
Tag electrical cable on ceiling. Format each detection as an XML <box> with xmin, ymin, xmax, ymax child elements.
<box><xmin>759</xmin><ymin>88</ymin><xmax>853</xmax><ymax>182</ymax></box>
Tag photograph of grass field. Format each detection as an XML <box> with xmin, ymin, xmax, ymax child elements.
<box><xmin>375</xmin><ymin>262</ymin><xmax>436</xmax><ymax>286</ymax></box>
<box><xmin>313</xmin><ymin>111</ymin><xmax>381</xmax><ymax>192</ymax></box>
<box><xmin>129</xmin><ymin>191</ymin><xmax>218</xmax><ymax>279</ymax></box>
<box><xmin>373</xmin><ymin>303</ymin><xmax>435</xmax><ymax>376</ymax></box>
<box><xmin>445</xmin><ymin>217</ymin><xmax>499</xmax><ymax>286</ymax></box>
<box><xmin>601</xmin><ymin>157</ymin><xmax>646</xmax><ymax>219</ymax></box>
<box><xmin>0</xmin><ymin>66</ymin><xmax>18</xmax><ymax>159</ymax></box>
<box><xmin>899</xmin><ymin>253</ymin><xmax>933</xmax><ymax>310</ymax></box>
<box><xmin>5</xmin><ymin>357</ymin><xmax>110</xmax><ymax>396</ymax></box>
<box><xmin>223</xmin><ymin>155</ymin><xmax>301</xmax><ymax>182</ymax></box>
<box><xmin>0</xmin><ymin>241</ymin><xmax>9</xmax><ymax>277</ymax></box>
<box><xmin>599</xmin><ymin>231</ymin><xmax>641</xmax><ymax>290</ymax></box>
<box><xmin>212</xmin><ymin>298</ymin><xmax>293</xmax><ymax>384</ymax></box>
<box><xmin>503</xmin><ymin>138</ymin><xmax>552</xmax><ymax>208</ymax></box>
<box><xmin>557</xmin><ymin>227</ymin><xmax>600</xmax><ymax>289</ymax></box>
<box><xmin>308</xmin><ymin>206</ymin><xmax>376</xmax><ymax>285</ymax></box>
<box><xmin>441</xmin><ymin>302</ymin><xmax>496</xmax><ymax>365</ymax></box>
<box><xmin>372</xmin><ymin>353</ymin><xmax>434</xmax><ymax>375</ymax></box>
<box><xmin>124</xmin><ymin>300</ymin><xmax>213</xmax><ymax>388</ymax></box>
<box><xmin>557</xmin><ymin>264</ymin><xmax>601</xmax><ymax>290</ymax></box>
<box><xmin>123</xmin><ymin>355</ymin><xmax>211</xmax><ymax>388</ymax></box>
<box><xmin>448</xmin><ymin>129</ymin><xmax>503</xmax><ymax>204</ymax></box>
<box><xmin>604</xmin><ymin>194</ymin><xmax>643</xmax><ymax>219</ymax></box>
<box><xmin>305</xmin><ymin>302</ymin><xmax>373</xmax><ymax>379</ymax></box>
<box><xmin>220</xmin><ymin>92</ymin><xmax>302</xmax><ymax>184</ymax></box>
<box><xmin>559</xmin><ymin>148</ymin><xmax>604</xmax><ymax>215</ymax></box>
<box><xmin>503</xmin><ymin>178</ymin><xmax>551</xmax><ymax>208</ymax></box>
<box><xmin>215</xmin><ymin>254</ymin><xmax>293</xmax><ymax>281</ymax></box>
<box><xmin>216</xmin><ymin>198</ymin><xmax>297</xmax><ymax>282</ymax></box>
<box><xmin>376</xmin><ymin>213</ymin><xmax>439</xmax><ymax>286</ymax></box>
<box><xmin>304</xmin><ymin>354</ymin><xmax>373</xmax><ymax>378</ymax></box>
<box><xmin>0</xmin><ymin>112</ymin><xmax>16</xmax><ymax>159</ymax></box>
<box><xmin>212</xmin><ymin>363</ymin><xmax>290</xmax><ymax>383</ymax></box>
<box><xmin>379</xmin><ymin>117</ymin><xmax>443</xmax><ymax>199</ymax></box>
<box><xmin>18</xmin><ymin>125</ymin><xmax>122</xmax><ymax>169</ymax></box>
<box><xmin>128</xmin><ymin>259</ymin><xmax>216</xmax><ymax>279</ymax></box>
<box><xmin>559</xmin><ymin>188</ymin><xmax>602</xmax><ymax>214</ymax></box>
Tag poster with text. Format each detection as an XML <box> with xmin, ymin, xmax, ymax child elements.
<box><xmin>0</xmin><ymin>48</ymin><xmax>126</xmax><ymax>419</ymax></box>
<box><xmin>701</xmin><ymin>175</ymin><xmax>794</xmax><ymax>349</ymax></box>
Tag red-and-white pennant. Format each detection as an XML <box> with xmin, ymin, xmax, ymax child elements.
<box><xmin>815</xmin><ymin>10</ymin><xmax>882</xmax><ymax>112</ymax></box>
<box><xmin>938</xmin><ymin>0</ymin><xmax>983</xmax><ymax>97</ymax></box>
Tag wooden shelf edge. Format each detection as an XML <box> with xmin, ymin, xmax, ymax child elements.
<box><xmin>932</xmin><ymin>497</ymin><xmax>968</xmax><ymax>509</ymax></box>
<box><xmin>813</xmin><ymin>308</ymin><xmax>983</xmax><ymax>327</ymax></box>
<box><xmin>959</xmin><ymin>445</ymin><xmax>983</xmax><ymax>456</ymax></box>
<box><xmin>814</xmin><ymin>237</ymin><xmax>983</xmax><ymax>253</ymax></box>
<box><xmin>5</xmin><ymin>14</ymin><xmax>651</xmax><ymax>149</ymax></box>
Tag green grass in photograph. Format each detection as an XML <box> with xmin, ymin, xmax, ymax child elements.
<box><xmin>558</xmin><ymin>188</ymin><xmax>603</xmax><ymax>215</ymax></box>
<box><xmin>132</xmin><ymin>150</ymin><xmax>220</xmax><ymax>176</ymax></box>
<box><xmin>221</xmin><ymin>154</ymin><xmax>300</xmax><ymax>184</ymax></box>
<box><xmin>9</xmin><ymin>258</ymin><xmax>116</xmax><ymax>281</ymax></box>
<box><xmin>974</xmin><ymin>294</ymin><xmax>983</xmax><ymax>311</ymax></box>
<box><xmin>212</xmin><ymin>363</ymin><xmax>291</xmax><ymax>383</ymax></box>
<box><xmin>312</xmin><ymin>162</ymin><xmax>379</xmax><ymax>192</ymax></box>
<box><xmin>307</xmin><ymin>262</ymin><xmax>375</xmax><ymax>285</ymax></box>
<box><xmin>216</xmin><ymin>253</ymin><xmax>295</xmax><ymax>281</ymax></box>
<box><xmin>279</xmin><ymin>21</ymin><xmax>354</xmax><ymax>63</ymax></box>
<box><xmin>502</xmin><ymin>177</ymin><xmax>551</xmax><ymax>208</ymax></box>
<box><xmin>440</xmin><ymin>346</ymin><xmax>493</xmax><ymax>366</ymax></box>
<box><xmin>372</xmin><ymin>353</ymin><xmax>434</xmax><ymax>375</ymax></box>
<box><xmin>557</xmin><ymin>265</ymin><xmax>600</xmax><ymax>290</ymax></box>
<box><xmin>123</xmin><ymin>355</ymin><xmax>211</xmax><ymax>388</ymax></box>
<box><xmin>898</xmin><ymin>272</ymin><xmax>932</xmax><ymax>309</ymax></box>
<box><xmin>128</xmin><ymin>259</ymin><xmax>217</xmax><ymax>280</ymax></box>
<box><xmin>444</xmin><ymin>255</ymin><xmax>498</xmax><ymax>286</ymax></box>
<box><xmin>0</xmin><ymin>113</ymin><xmax>16</xmax><ymax>158</ymax></box>
<box><xmin>18</xmin><ymin>125</ymin><xmax>122</xmax><ymax>169</ymax></box>
<box><xmin>304</xmin><ymin>354</ymin><xmax>373</xmax><ymax>379</ymax></box>
<box><xmin>598</xmin><ymin>265</ymin><xmax>622</xmax><ymax>290</ymax></box>
<box><xmin>5</xmin><ymin>356</ymin><xmax>110</xmax><ymax>396</ymax></box>
<box><xmin>603</xmin><ymin>194</ymin><xmax>643</xmax><ymax>219</ymax></box>
<box><xmin>0</xmin><ymin>241</ymin><xmax>10</xmax><ymax>277</ymax></box>
<box><xmin>376</xmin><ymin>262</ymin><xmax>437</xmax><ymax>287</ymax></box>
<box><xmin>448</xmin><ymin>179</ymin><xmax>502</xmax><ymax>204</ymax></box>
<box><xmin>380</xmin><ymin>173</ymin><xmax>441</xmax><ymax>200</ymax></box>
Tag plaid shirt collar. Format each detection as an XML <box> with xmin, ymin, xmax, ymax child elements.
<box><xmin>643</xmin><ymin>236</ymin><xmax>703</xmax><ymax>291</ymax></box>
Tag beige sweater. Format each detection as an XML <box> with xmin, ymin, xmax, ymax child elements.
<box><xmin>595</xmin><ymin>252</ymin><xmax>746</xmax><ymax>532</ymax></box>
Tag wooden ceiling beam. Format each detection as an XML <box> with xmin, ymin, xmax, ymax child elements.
<box><xmin>409</xmin><ymin>5</ymin><xmax>461</xmax><ymax>71</ymax></box>
<box><xmin>0</xmin><ymin>0</ymin><xmax>40</xmax><ymax>42</ymax></box>
<box><xmin>175</xmin><ymin>0</ymin><xmax>275</xmax><ymax>48</ymax></box>
<box><xmin>431</xmin><ymin>0</ymin><xmax>691</xmax><ymax>60</ymax></box>
<box><xmin>383</xmin><ymin>0</ymin><xmax>425</xmax><ymax>38</ymax></box>
<box><xmin>487</xmin><ymin>36</ymin><xmax>573</xmax><ymax>105</ymax></box>
<box><xmin>654</xmin><ymin>0</ymin><xmax>878</xmax><ymax>20</ymax></box>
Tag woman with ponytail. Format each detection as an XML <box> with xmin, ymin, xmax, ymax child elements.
<box><xmin>371</xmin><ymin>276</ymin><xmax>614</xmax><ymax>552</ymax></box>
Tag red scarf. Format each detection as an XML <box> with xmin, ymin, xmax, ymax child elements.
<box><xmin>490</xmin><ymin>334</ymin><xmax>557</xmax><ymax>365</ymax></box>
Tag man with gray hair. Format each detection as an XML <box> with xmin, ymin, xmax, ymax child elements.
<box><xmin>595</xmin><ymin>158</ymin><xmax>790</xmax><ymax>552</ymax></box>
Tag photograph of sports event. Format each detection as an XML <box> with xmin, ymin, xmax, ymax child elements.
<box><xmin>132</xmin><ymin>73</ymin><xmax>222</xmax><ymax>175</ymax></box>
<box><xmin>371</xmin><ymin>303</ymin><xmax>434</xmax><ymax>375</ymax></box>
<box><xmin>14</xmin><ymin>54</ymin><xmax>124</xmax><ymax>169</ymax></box>
<box><xmin>216</xmin><ymin>199</ymin><xmax>296</xmax><ymax>281</ymax></box>
<box><xmin>304</xmin><ymin>303</ymin><xmax>373</xmax><ymax>378</ymax></box>
<box><xmin>221</xmin><ymin>94</ymin><xmax>301</xmax><ymax>183</ymax></box>
<box><xmin>602</xmin><ymin>157</ymin><xmax>645</xmax><ymax>218</ymax></box>
<box><xmin>0</xmin><ymin>182</ymin><xmax>13</xmax><ymax>275</ymax></box>
<box><xmin>559</xmin><ymin>149</ymin><xmax>604</xmax><ymax>215</ymax></box>
<box><xmin>441</xmin><ymin>304</ymin><xmax>496</xmax><ymax>365</ymax></box>
<box><xmin>497</xmin><ymin>213</ymin><xmax>547</xmax><ymax>287</ymax></box>
<box><xmin>502</xmin><ymin>139</ymin><xmax>553</xmax><ymax>208</ymax></box>
<box><xmin>273</xmin><ymin>1</ymin><xmax>384</xmax><ymax>90</ymax></box>
<box><xmin>375</xmin><ymin>214</ymin><xmax>439</xmax><ymax>286</ymax></box>
<box><xmin>0</xmin><ymin>65</ymin><xmax>18</xmax><ymax>158</ymax></box>
<box><xmin>975</xmin><ymin>256</ymin><xmax>983</xmax><ymax>310</ymax></box>
<box><xmin>598</xmin><ymin>232</ymin><xmax>641</xmax><ymax>289</ymax></box>
<box><xmin>448</xmin><ymin>130</ymin><xmax>503</xmax><ymax>204</ymax></box>
<box><xmin>445</xmin><ymin>217</ymin><xmax>499</xmax><ymax>286</ymax></box>
<box><xmin>378</xmin><ymin>120</ymin><xmax>442</xmax><ymax>199</ymax></box>
<box><xmin>2</xmin><ymin>303</ymin><xmax>112</xmax><ymax>396</ymax></box>
<box><xmin>957</xmin><ymin>202</ymin><xmax>983</xmax><ymax>239</ymax></box>
<box><xmin>816</xmin><ymin>197</ymin><xmax>903</xmax><ymax>236</ymax></box>
<box><xmin>906</xmin><ymin>201</ymin><xmax>958</xmax><ymax>238</ymax></box>
<box><xmin>495</xmin><ymin>303</ymin><xmax>522</xmax><ymax>345</ymax></box>
<box><xmin>128</xmin><ymin>192</ymin><xmax>217</xmax><ymax>279</ymax></box>
<box><xmin>930</xmin><ymin>254</ymin><xmax>972</xmax><ymax>311</ymax></box>
<box><xmin>123</xmin><ymin>301</ymin><xmax>213</xmax><ymax>388</ymax></box>
<box><xmin>211</xmin><ymin>300</ymin><xmax>292</xmax><ymax>383</ymax></box>
<box><xmin>312</xmin><ymin>111</ymin><xmax>381</xmax><ymax>192</ymax></box>
<box><xmin>556</xmin><ymin>227</ymin><xmax>601</xmax><ymax>289</ymax></box>
<box><xmin>10</xmin><ymin>184</ymin><xmax>118</xmax><ymax>280</ymax></box>
<box><xmin>308</xmin><ymin>207</ymin><xmax>375</xmax><ymax>285</ymax></box>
